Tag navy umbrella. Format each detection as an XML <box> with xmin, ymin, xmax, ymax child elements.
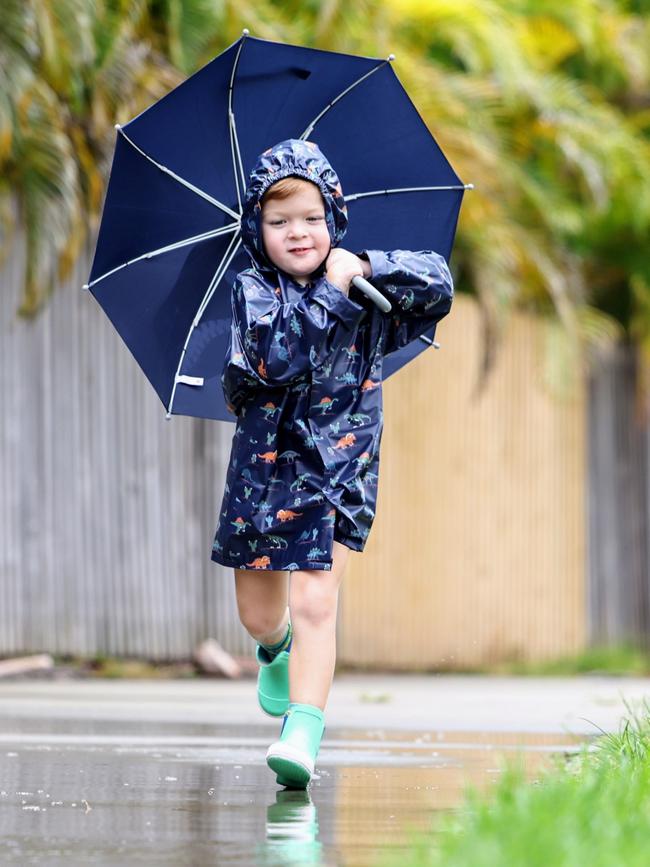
<box><xmin>85</xmin><ymin>31</ymin><xmax>471</xmax><ymax>422</ymax></box>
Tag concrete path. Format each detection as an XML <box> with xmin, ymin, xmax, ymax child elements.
<box><xmin>0</xmin><ymin>673</ymin><xmax>648</xmax><ymax>735</ymax></box>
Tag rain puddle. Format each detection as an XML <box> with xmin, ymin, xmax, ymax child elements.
<box><xmin>0</xmin><ymin>719</ymin><xmax>585</xmax><ymax>865</ymax></box>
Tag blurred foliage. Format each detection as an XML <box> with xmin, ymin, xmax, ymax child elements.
<box><xmin>0</xmin><ymin>0</ymin><xmax>648</xmax><ymax>391</ymax></box>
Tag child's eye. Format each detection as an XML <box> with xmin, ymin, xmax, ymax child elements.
<box><xmin>307</xmin><ymin>216</ymin><xmax>324</xmax><ymax>222</ymax></box>
<box><xmin>269</xmin><ymin>220</ymin><xmax>285</xmax><ymax>226</ymax></box>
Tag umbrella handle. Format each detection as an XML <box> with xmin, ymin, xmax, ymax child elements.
<box><xmin>351</xmin><ymin>276</ymin><xmax>392</xmax><ymax>313</ymax></box>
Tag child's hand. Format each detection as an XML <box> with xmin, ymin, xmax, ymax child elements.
<box><xmin>325</xmin><ymin>249</ymin><xmax>372</xmax><ymax>296</ymax></box>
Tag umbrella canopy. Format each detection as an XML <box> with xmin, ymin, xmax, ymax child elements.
<box><xmin>85</xmin><ymin>31</ymin><xmax>470</xmax><ymax>422</ymax></box>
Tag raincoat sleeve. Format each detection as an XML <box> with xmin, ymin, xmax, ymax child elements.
<box><xmin>354</xmin><ymin>249</ymin><xmax>454</xmax><ymax>355</ymax></box>
<box><xmin>222</xmin><ymin>270</ymin><xmax>367</xmax><ymax>410</ymax></box>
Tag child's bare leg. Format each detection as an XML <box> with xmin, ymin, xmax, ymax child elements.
<box><xmin>234</xmin><ymin>568</ymin><xmax>290</xmax><ymax>646</ymax></box>
<box><xmin>289</xmin><ymin>540</ymin><xmax>350</xmax><ymax>710</ymax></box>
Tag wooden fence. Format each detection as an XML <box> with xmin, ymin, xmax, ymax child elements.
<box><xmin>1</xmin><ymin>235</ymin><xmax>647</xmax><ymax>664</ymax></box>
<box><xmin>0</xmin><ymin>235</ymin><xmax>251</xmax><ymax>658</ymax></box>
<box><xmin>338</xmin><ymin>298</ymin><xmax>586</xmax><ymax>668</ymax></box>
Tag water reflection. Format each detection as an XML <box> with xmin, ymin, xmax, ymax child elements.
<box><xmin>257</xmin><ymin>789</ymin><xmax>324</xmax><ymax>866</ymax></box>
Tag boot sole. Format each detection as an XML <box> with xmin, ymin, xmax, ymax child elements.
<box><xmin>258</xmin><ymin>699</ymin><xmax>289</xmax><ymax>718</ymax></box>
<box><xmin>266</xmin><ymin>743</ymin><xmax>313</xmax><ymax>788</ymax></box>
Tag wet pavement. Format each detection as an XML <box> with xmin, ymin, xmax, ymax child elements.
<box><xmin>0</xmin><ymin>674</ymin><xmax>648</xmax><ymax>865</ymax></box>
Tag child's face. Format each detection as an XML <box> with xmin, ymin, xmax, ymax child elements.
<box><xmin>261</xmin><ymin>181</ymin><xmax>331</xmax><ymax>285</ymax></box>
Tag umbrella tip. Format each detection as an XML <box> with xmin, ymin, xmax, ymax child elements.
<box><xmin>388</xmin><ymin>53</ymin><xmax>395</xmax><ymax>61</ymax></box>
<box><xmin>242</xmin><ymin>28</ymin><xmax>250</xmax><ymax>36</ymax></box>
<box><xmin>165</xmin><ymin>412</ymin><xmax>172</xmax><ymax>420</ymax></box>
<box><xmin>465</xmin><ymin>183</ymin><xmax>475</xmax><ymax>190</ymax></box>
<box><xmin>114</xmin><ymin>123</ymin><xmax>121</xmax><ymax>130</ymax></box>
<box><xmin>82</xmin><ymin>283</ymin><xmax>89</xmax><ymax>290</ymax></box>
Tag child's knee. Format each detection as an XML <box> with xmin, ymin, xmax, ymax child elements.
<box><xmin>237</xmin><ymin>602</ymin><xmax>288</xmax><ymax>639</ymax></box>
<box><xmin>290</xmin><ymin>573</ymin><xmax>339</xmax><ymax>628</ymax></box>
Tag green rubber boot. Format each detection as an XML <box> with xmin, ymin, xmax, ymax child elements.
<box><xmin>256</xmin><ymin>644</ymin><xmax>290</xmax><ymax>717</ymax></box>
<box><xmin>266</xmin><ymin>703</ymin><xmax>325</xmax><ymax>789</ymax></box>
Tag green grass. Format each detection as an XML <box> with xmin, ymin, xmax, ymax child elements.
<box><xmin>383</xmin><ymin>699</ymin><xmax>650</xmax><ymax>867</ymax></box>
<box><xmin>52</xmin><ymin>653</ymin><xmax>198</xmax><ymax>678</ymax></box>
<box><xmin>338</xmin><ymin>643</ymin><xmax>650</xmax><ymax>677</ymax></box>
<box><xmin>53</xmin><ymin>642</ymin><xmax>650</xmax><ymax>679</ymax></box>
<box><xmin>487</xmin><ymin>643</ymin><xmax>650</xmax><ymax>677</ymax></box>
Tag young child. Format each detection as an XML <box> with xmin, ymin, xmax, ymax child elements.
<box><xmin>211</xmin><ymin>139</ymin><xmax>453</xmax><ymax>788</ymax></box>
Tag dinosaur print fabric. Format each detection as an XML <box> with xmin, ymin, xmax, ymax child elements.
<box><xmin>211</xmin><ymin>139</ymin><xmax>454</xmax><ymax>572</ymax></box>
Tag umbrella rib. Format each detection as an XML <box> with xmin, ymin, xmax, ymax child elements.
<box><xmin>345</xmin><ymin>184</ymin><xmax>473</xmax><ymax>202</ymax></box>
<box><xmin>229</xmin><ymin>111</ymin><xmax>247</xmax><ymax>211</ymax></box>
<box><xmin>116</xmin><ymin>126</ymin><xmax>240</xmax><ymax>220</ymax></box>
<box><xmin>194</xmin><ymin>233</ymin><xmax>241</xmax><ymax>322</ymax></box>
<box><xmin>166</xmin><ymin>233</ymin><xmax>243</xmax><ymax>418</ymax></box>
<box><xmin>299</xmin><ymin>56</ymin><xmax>394</xmax><ymax>140</ymax></box>
<box><xmin>228</xmin><ymin>31</ymin><xmax>250</xmax><ymax>213</ymax></box>
<box><xmin>83</xmin><ymin>223</ymin><xmax>240</xmax><ymax>290</ymax></box>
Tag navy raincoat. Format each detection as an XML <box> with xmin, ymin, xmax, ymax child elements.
<box><xmin>211</xmin><ymin>140</ymin><xmax>454</xmax><ymax>572</ymax></box>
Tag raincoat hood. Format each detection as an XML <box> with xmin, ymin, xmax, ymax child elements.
<box><xmin>240</xmin><ymin>139</ymin><xmax>348</xmax><ymax>274</ymax></box>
